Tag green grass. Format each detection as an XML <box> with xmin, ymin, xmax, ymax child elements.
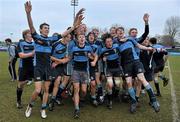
<box><xmin>168</xmin><ymin>56</ymin><xmax>180</xmax><ymax>115</ymax></box>
<box><xmin>0</xmin><ymin>52</ymin><xmax>179</xmax><ymax>122</ymax></box>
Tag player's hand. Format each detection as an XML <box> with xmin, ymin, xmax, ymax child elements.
<box><xmin>143</xmin><ymin>13</ymin><xmax>149</xmax><ymax>23</ymax></box>
<box><xmin>73</xmin><ymin>8</ymin><xmax>85</xmax><ymax>28</ymax></box>
<box><xmin>31</xmin><ymin>50</ymin><xmax>35</xmax><ymax>56</ymax></box>
<box><xmin>103</xmin><ymin>57</ymin><xmax>107</xmax><ymax>61</ymax></box>
<box><xmin>74</xmin><ymin>15</ymin><xmax>85</xmax><ymax>29</ymax></box>
<box><xmin>147</xmin><ymin>47</ymin><xmax>154</xmax><ymax>52</ymax></box>
<box><xmin>51</xmin><ymin>62</ymin><xmax>58</xmax><ymax>68</ymax></box>
<box><xmin>24</xmin><ymin>1</ymin><xmax>32</xmax><ymax>14</ymax></box>
<box><xmin>91</xmin><ymin>61</ymin><xmax>96</xmax><ymax>67</ymax></box>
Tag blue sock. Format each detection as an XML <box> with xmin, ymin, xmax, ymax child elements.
<box><xmin>41</xmin><ymin>103</ymin><xmax>47</xmax><ymax>110</ymax></box>
<box><xmin>57</xmin><ymin>84</ymin><xmax>65</xmax><ymax>99</ymax></box>
<box><xmin>75</xmin><ymin>105</ymin><xmax>79</xmax><ymax>110</ymax></box>
<box><xmin>128</xmin><ymin>87</ymin><xmax>137</xmax><ymax>104</ymax></box>
<box><xmin>52</xmin><ymin>96</ymin><xmax>56</xmax><ymax>100</ymax></box>
<box><xmin>145</xmin><ymin>84</ymin><xmax>156</xmax><ymax>102</ymax></box>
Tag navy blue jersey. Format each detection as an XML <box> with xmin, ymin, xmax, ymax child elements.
<box><xmin>94</xmin><ymin>39</ymin><xmax>103</xmax><ymax>56</ymax></box>
<box><xmin>70</xmin><ymin>44</ymin><xmax>94</xmax><ymax>71</ymax></box>
<box><xmin>51</xmin><ymin>40</ymin><xmax>67</xmax><ymax>59</ymax></box>
<box><xmin>100</xmin><ymin>44</ymin><xmax>121</xmax><ymax>69</ymax></box>
<box><xmin>118</xmin><ymin>39</ymin><xmax>139</xmax><ymax>64</ymax></box>
<box><xmin>17</xmin><ymin>40</ymin><xmax>34</xmax><ymax>68</ymax></box>
<box><xmin>32</xmin><ymin>32</ymin><xmax>62</xmax><ymax>53</ymax></box>
<box><xmin>152</xmin><ymin>44</ymin><xmax>168</xmax><ymax>65</ymax></box>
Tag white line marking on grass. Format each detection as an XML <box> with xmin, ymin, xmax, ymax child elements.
<box><xmin>167</xmin><ymin>60</ymin><xmax>180</xmax><ymax>122</ymax></box>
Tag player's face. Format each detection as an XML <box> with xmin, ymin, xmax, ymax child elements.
<box><xmin>130</xmin><ymin>29</ymin><xmax>138</xmax><ymax>37</ymax></box>
<box><xmin>110</xmin><ymin>28</ymin><xmax>116</xmax><ymax>37</ymax></box>
<box><xmin>81</xmin><ymin>24</ymin><xmax>87</xmax><ymax>33</ymax></box>
<box><xmin>142</xmin><ymin>37</ymin><xmax>149</xmax><ymax>46</ymax></box>
<box><xmin>93</xmin><ymin>30</ymin><xmax>99</xmax><ymax>38</ymax></box>
<box><xmin>25</xmin><ymin>32</ymin><xmax>33</xmax><ymax>41</ymax></box>
<box><xmin>117</xmin><ymin>29</ymin><xmax>124</xmax><ymax>37</ymax></box>
<box><xmin>65</xmin><ymin>34</ymin><xmax>71</xmax><ymax>44</ymax></box>
<box><xmin>105</xmin><ymin>38</ymin><xmax>113</xmax><ymax>48</ymax></box>
<box><xmin>40</xmin><ymin>25</ymin><xmax>49</xmax><ymax>37</ymax></box>
<box><xmin>78</xmin><ymin>34</ymin><xmax>86</xmax><ymax>44</ymax></box>
<box><xmin>5</xmin><ymin>41</ymin><xmax>10</xmax><ymax>45</ymax></box>
<box><xmin>88</xmin><ymin>33</ymin><xmax>95</xmax><ymax>43</ymax></box>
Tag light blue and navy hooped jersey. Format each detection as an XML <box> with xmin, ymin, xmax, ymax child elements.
<box><xmin>32</xmin><ymin>32</ymin><xmax>62</xmax><ymax>53</ymax></box>
<box><xmin>70</xmin><ymin>44</ymin><xmax>94</xmax><ymax>71</ymax></box>
<box><xmin>51</xmin><ymin>40</ymin><xmax>67</xmax><ymax>59</ymax></box>
<box><xmin>118</xmin><ymin>39</ymin><xmax>139</xmax><ymax>64</ymax></box>
<box><xmin>87</xmin><ymin>41</ymin><xmax>98</xmax><ymax>55</ymax></box>
<box><xmin>100</xmin><ymin>44</ymin><xmax>121</xmax><ymax>69</ymax></box>
<box><xmin>127</xmin><ymin>37</ymin><xmax>141</xmax><ymax>56</ymax></box>
<box><xmin>127</xmin><ymin>24</ymin><xmax>149</xmax><ymax>56</ymax></box>
<box><xmin>17</xmin><ymin>40</ymin><xmax>34</xmax><ymax>68</ymax></box>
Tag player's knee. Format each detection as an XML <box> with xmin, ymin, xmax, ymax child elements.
<box><xmin>114</xmin><ymin>77</ymin><xmax>122</xmax><ymax>86</ymax></box>
<box><xmin>35</xmin><ymin>89</ymin><xmax>41</xmax><ymax>94</ymax></box>
<box><xmin>81</xmin><ymin>88</ymin><xmax>87</xmax><ymax>95</ymax></box>
<box><xmin>74</xmin><ymin>86</ymin><xmax>80</xmax><ymax>94</ymax></box>
<box><xmin>107</xmin><ymin>77</ymin><xmax>113</xmax><ymax>85</ymax></box>
<box><xmin>90</xmin><ymin>81</ymin><xmax>96</xmax><ymax>88</ymax></box>
<box><xmin>154</xmin><ymin>77</ymin><xmax>159</xmax><ymax>83</ymax></box>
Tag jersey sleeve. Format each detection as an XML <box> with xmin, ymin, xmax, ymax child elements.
<box><xmin>129</xmin><ymin>39</ymin><xmax>138</xmax><ymax>46</ymax></box>
<box><xmin>17</xmin><ymin>42</ymin><xmax>23</xmax><ymax>53</ymax></box>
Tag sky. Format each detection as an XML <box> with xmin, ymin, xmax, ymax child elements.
<box><xmin>0</xmin><ymin>0</ymin><xmax>179</xmax><ymax>42</ymax></box>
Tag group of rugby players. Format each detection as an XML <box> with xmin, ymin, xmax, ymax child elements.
<box><xmin>14</xmin><ymin>1</ymin><xmax>169</xmax><ymax>119</ymax></box>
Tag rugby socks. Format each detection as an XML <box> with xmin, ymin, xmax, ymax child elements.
<box><xmin>41</xmin><ymin>103</ymin><xmax>47</xmax><ymax>110</ymax></box>
<box><xmin>57</xmin><ymin>84</ymin><xmax>65</xmax><ymax>99</ymax></box>
<box><xmin>135</xmin><ymin>96</ymin><xmax>139</xmax><ymax>102</ymax></box>
<box><xmin>29</xmin><ymin>100</ymin><xmax>35</xmax><ymax>107</ymax></box>
<box><xmin>97</xmin><ymin>83</ymin><xmax>103</xmax><ymax>96</ymax></box>
<box><xmin>158</xmin><ymin>75</ymin><xmax>166</xmax><ymax>81</ymax></box>
<box><xmin>75</xmin><ymin>104</ymin><xmax>80</xmax><ymax>110</ymax></box>
<box><xmin>107</xmin><ymin>89</ymin><xmax>113</xmax><ymax>102</ymax></box>
<box><xmin>145</xmin><ymin>84</ymin><xmax>156</xmax><ymax>103</ymax></box>
<box><xmin>154</xmin><ymin>82</ymin><xmax>160</xmax><ymax>94</ymax></box>
<box><xmin>128</xmin><ymin>87</ymin><xmax>137</xmax><ymax>104</ymax></box>
<box><xmin>91</xmin><ymin>95</ymin><xmax>96</xmax><ymax>100</ymax></box>
<box><xmin>16</xmin><ymin>87</ymin><xmax>23</xmax><ymax>102</ymax></box>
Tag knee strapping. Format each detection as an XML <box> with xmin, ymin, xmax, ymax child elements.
<box><xmin>114</xmin><ymin>77</ymin><xmax>122</xmax><ymax>86</ymax></box>
<box><xmin>107</xmin><ymin>77</ymin><xmax>113</xmax><ymax>84</ymax></box>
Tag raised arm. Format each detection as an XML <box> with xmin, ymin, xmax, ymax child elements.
<box><xmin>138</xmin><ymin>13</ymin><xmax>149</xmax><ymax>43</ymax></box>
<box><xmin>24</xmin><ymin>1</ymin><xmax>36</xmax><ymax>34</ymax></box>
<box><xmin>61</xmin><ymin>8</ymin><xmax>85</xmax><ymax>37</ymax></box>
<box><xmin>136</xmin><ymin>43</ymin><xmax>154</xmax><ymax>52</ymax></box>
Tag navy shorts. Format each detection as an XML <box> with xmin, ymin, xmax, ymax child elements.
<box><xmin>34</xmin><ymin>52</ymin><xmax>52</xmax><ymax>81</ymax></box>
<box><xmin>89</xmin><ymin>65</ymin><xmax>99</xmax><ymax>81</ymax></box>
<box><xmin>123</xmin><ymin>60</ymin><xmax>144</xmax><ymax>77</ymax></box>
<box><xmin>105</xmin><ymin>67</ymin><xmax>123</xmax><ymax>77</ymax></box>
<box><xmin>144</xmin><ymin>71</ymin><xmax>154</xmax><ymax>82</ymax></box>
<box><xmin>154</xmin><ymin>64</ymin><xmax>165</xmax><ymax>73</ymax></box>
<box><xmin>18</xmin><ymin>67</ymin><xmax>34</xmax><ymax>81</ymax></box>
<box><xmin>51</xmin><ymin>64</ymin><xmax>65</xmax><ymax>80</ymax></box>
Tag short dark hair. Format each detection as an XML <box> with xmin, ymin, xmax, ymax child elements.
<box><xmin>5</xmin><ymin>38</ymin><xmax>12</xmax><ymax>43</ymax></box>
<box><xmin>101</xmin><ymin>33</ymin><xmax>112</xmax><ymax>43</ymax></box>
<box><xmin>149</xmin><ymin>37</ymin><xmax>157</xmax><ymax>44</ymax></box>
<box><xmin>129</xmin><ymin>28</ymin><xmax>137</xmax><ymax>35</ymax></box>
<box><xmin>39</xmin><ymin>23</ymin><xmax>49</xmax><ymax>29</ymax></box>
<box><xmin>87</xmin><ymin>32</ymin><xmax>96</xmax><ymax>40</ymax></box>
<box><xmin>116</xmin><ymin>27</ymin><xmax>124</xmax><ymax>32</ymax></box>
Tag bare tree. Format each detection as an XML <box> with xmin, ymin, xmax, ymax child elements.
<box><xmin>160</xmin><ymin>35</ymin><xmax>174</xmax><ymax>46</ymax></box>
<box><xmin>164</xmin><ymin>16</ymin><xmax>180</xmax><ymax>42</ymax></box>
